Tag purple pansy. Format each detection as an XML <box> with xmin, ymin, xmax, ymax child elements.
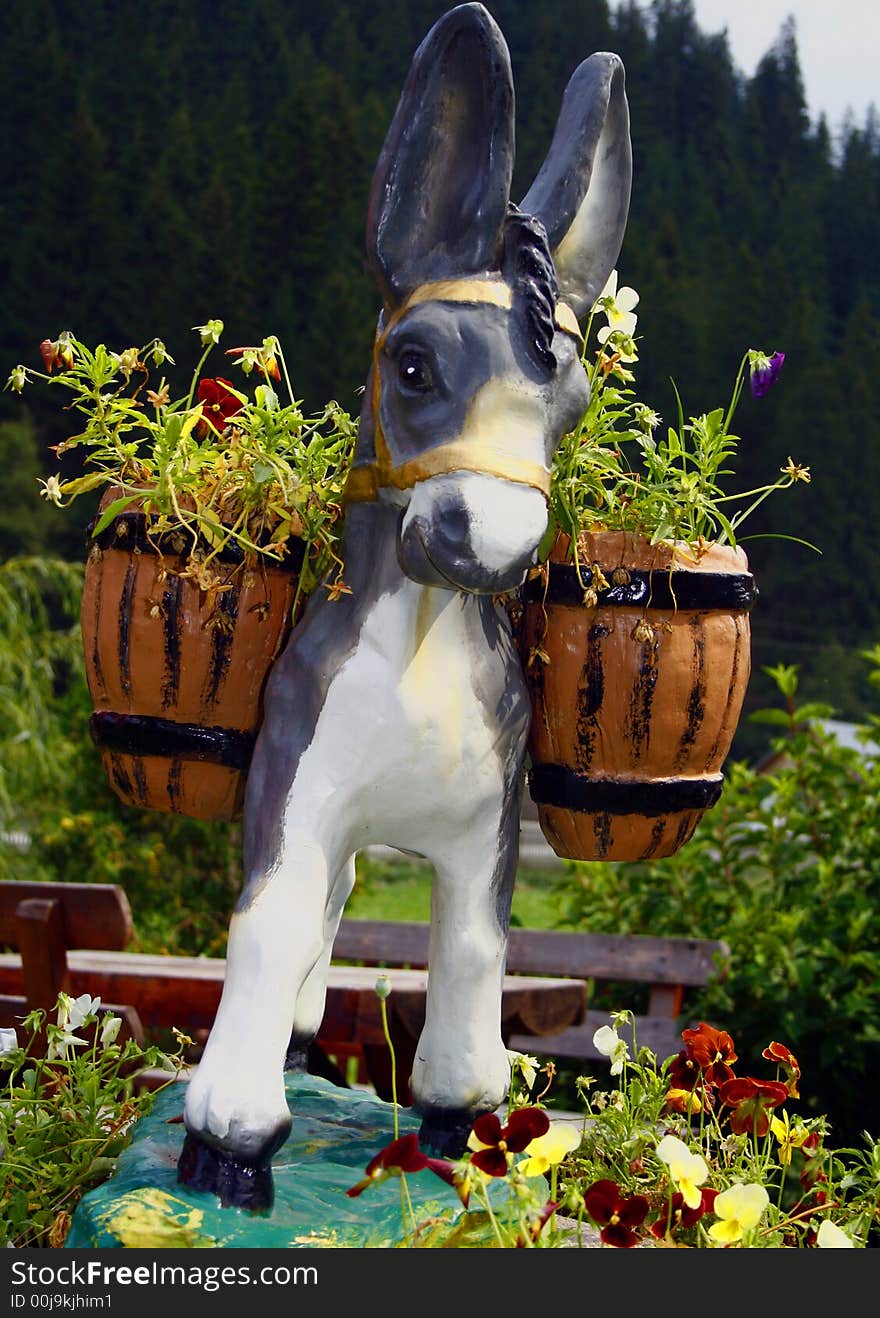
<box><xmin>749</xmin><ymin>350</ymin><xmax>786</xmax><ymax>399</ymax></box>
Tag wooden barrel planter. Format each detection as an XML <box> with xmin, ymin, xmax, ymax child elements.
<box><xmin>80</xmin><ymin>500</ymin><xmax>305</xmax><ymax>822</ymax></box>
<box><xmin>521</xmin><ymin>530</ymin><xmax>756</xmax><ymax>862</ymax></box>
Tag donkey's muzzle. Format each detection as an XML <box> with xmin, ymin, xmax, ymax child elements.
<box><xmin>398</xmin><ymin>473</ymin><xmax>547</xmax><ymax>594</ymax></box>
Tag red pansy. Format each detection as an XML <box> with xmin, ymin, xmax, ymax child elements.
<box><xmin>680</xmin><ymin>1022</ymin><xmax>738</xmax><ymax>1086</ymax></box>
<box><xmin>583</xmin><ymin>1179</ymin><xmax>650</xmax><ymax>1249</ymax></box>
<box><xmin>717</xmin><ymin>1076</ymin><xmax>789</xmax><ymax>1137</ymax></box>
<box><xmin>469</xmin><ymin>1107</ymin><xmax>550</xmax><ymax>1178</ymax></box>
<box><xmin>197</xmin><ymin>376</ymin><xmax>243</xmax><ymax>433</ymax></box>
<box><xmin>650</xmin><ymin>1187</ymin><xmax>719</xmax><ymax>1240</ymax></box>
<box><xmin>762</xmin><ymin>1040</ymin><xmax>801</xmax><ymax>1098</ymax></box>
<box><xmin>346</xmin><ymin>1132</ymin><xmax>428</xmax><ymax>1197</ymax></box>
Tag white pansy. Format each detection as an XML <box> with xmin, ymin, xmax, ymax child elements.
<box><xmin>593</xmin><ymin>269</ymin><xmax>640</xmax><ymax>340</ymax></box>
<box><xmin>100</xmin><ymin>1014</ymin><xmax>122</xmax><ymax>1047</ymax></box>
<box><xmin>67</xmin><ymin>993</ymin><xmax>101</xmax><ymax>1030</ymax></box>
<box><xmin>507</xmin><ymin>1050</ymin><xmax>540</xmax><ymax>1090</ymax></box>
<box><xmin>816</xmin><ymin>1219</ymin><xmax>855</xmax><ymax>1248</ymax></box>
<box><xmin>592</xmin><ymin>1023</ymin><xmax>630</xmax><ymax>1076</ymax></box>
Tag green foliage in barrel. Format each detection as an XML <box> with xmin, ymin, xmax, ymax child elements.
<box><xmin>546</xmin><ymin>272</ymin><xmax>815</xmax><ymax>579</ymax></box>
<box><xmin>5</xmin><ymin>324</ymin><xmax>356</xmax><ymax>610</ymax></box>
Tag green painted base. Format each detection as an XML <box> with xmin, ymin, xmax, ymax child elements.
<box><xmin>65</xmin><ymin>1073</ymin><xmax>483</xmax><ymax>1249</ymax></box>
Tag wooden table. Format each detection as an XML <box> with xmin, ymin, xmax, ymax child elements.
<box><xmin>0</xmin><ymin>950</ymin><xmax>586</xmax><ymax>1102</ymax></box>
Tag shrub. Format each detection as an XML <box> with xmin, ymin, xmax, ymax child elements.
<box><xmin>557</xmin><ymin>657</ymin><xmax>880</xmax><ymax>1147</ymax></box>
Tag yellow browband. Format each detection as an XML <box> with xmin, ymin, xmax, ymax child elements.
<box><xmin>343</xmin><ymin>277</ymin><xmax>582</xmax><ymax>504</ymax></box>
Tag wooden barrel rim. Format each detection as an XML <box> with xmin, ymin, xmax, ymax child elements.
<box><xmin>87</xmin><ymin>510</ymin><xmax>306</xmax><ymax>574</ymax></box>
<box><xmin>528</xmin><ymin>764</ymin><xmax>724</xmax><ymax>816</ymax></box>
<box><xmin>522</xmin><ymin>562</ymin><xmax>757</xmax><ymax>611</ymax></box>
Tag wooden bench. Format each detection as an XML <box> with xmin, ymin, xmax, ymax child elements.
<box><xmin>0</xmin><ymin>879</ymin><xmax>145</xmax><ymax>1047</ymax></box>
<box><xmin>0</xmin><ymin>880</ymin><xmax>728</xmax><ymax>1076</ymax></box>
<box><xmin>329</xmin><ymin>918</ymin><xmax>730</xmax><ymax>1067</ymax></box>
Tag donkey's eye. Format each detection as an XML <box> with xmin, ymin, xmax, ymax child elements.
<box><xmin>397</xmin><ymin>350</ymin><xmax>434</xmax><ymax>394</ymax></box>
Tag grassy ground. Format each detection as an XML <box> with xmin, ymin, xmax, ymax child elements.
<box><xmin>349</xmin><ymin>851</ymin><xmax>573</xmax><ymax>930</ymax></box>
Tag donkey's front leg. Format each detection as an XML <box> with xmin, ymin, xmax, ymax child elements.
<box><xmin>414</xmin><ymin>793</ymin><xmax>521</xmax><ymax>1156</ymax></box>
<box><xmin>179</xmin><ymin>830</ymin><xmax>332</xmax><ymax>1207</ymax></box>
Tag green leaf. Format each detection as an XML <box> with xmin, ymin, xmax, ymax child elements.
<box><xmin>794</xmin><ymin>702</ymin><xmax>838</xmax><ymax>723</ymax></box>
<box><xmin>91</xmin><ymin>495</ymin><xmax>138</xmax><ymax>537</ymax></box>
<box><xmin>747</xmin><ymin>709</ymin><xmax>793</xmax><ymax>726</ymax></box>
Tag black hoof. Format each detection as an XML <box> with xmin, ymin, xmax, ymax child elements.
<box><xmin>177</xmin><ymin>1133</ymin><xmax>276</xmax><ymax>1212</ymax></box>
<box><xmin>417</xmin><ymin>1107</ymin><xmax>484</xmax><ymax>1159</ymax></box>
<box><xmin>284</xmin><ymin>1042</ymin><xmax>309</xmax><ymax>1071</ymax></box>
<box><xmin>285</xmin><ymin>1038</ymin><xmax>350</xmax><ymax>1087</ymax></box>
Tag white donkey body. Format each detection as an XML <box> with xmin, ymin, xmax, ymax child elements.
<box><xmin>179</xmin><ymin>2</ymin><xmax>632</xmax><ymax>1209</ymax></box>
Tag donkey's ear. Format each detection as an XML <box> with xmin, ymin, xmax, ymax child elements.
<box><xmin>366</xmin><ymin>3</ymin><xmax>514</xmax><ymax>308</ymax></box>
<box><xmin>520</xmin><ymin>53</ymin><xmax>632</xmax><ymax>320</ymax></box>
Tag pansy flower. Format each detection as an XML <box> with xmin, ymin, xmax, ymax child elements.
<box><xmin>707</xmin><ymin>1182</ymin><xmax>769</xmax><ymax>1244</ymax></box>
<box><xmin>593</xmin><ymin>269</ymin><xmax>639</xmax><ymax>340</ymax></box>
<box><xmin>668</xmin><ymin>1047</ymin><xmax>701</xmax><ymax>1092</ymax></box>
<box><xmin>517</xmin><ymin>1121</ymin><xmax>581</xmax><ymax>1177</ymax></box>
<box><xmin>816</xmin><ymin>1219</ymin><xmax>854</xmax><ymax>1248</ymax></box>
<box><xmin>592</xmin><ymin>1023</ymin><xmax>630</xmax><ymax>1076</ymax></box>
<box><xmin>748</xmin><ymin>348</ymin><xmax>785</xmax><ymax>398</ymax></box>
<box><xmin>717</xmin><ymin>1076</ymin><xmax>789</xmax><ymax>1137</ymax></box>
<box><xmin>39</xmin><ymin>334</ymin><xmax>74</xmax><ymax>373</ymax></box>
<box><xmin>650</xmin><ymin>1187</ymin><xmax>718</xmax><ymax>1241</ymax></box>
<box><xmin>196</xmin><ymin>377</ymin><xmax>244</xmax><ymax>434</ymax></box>
<box><xmin>655</xmin><ymin>1134</ymin><xmax>709</xmax><ymax>1209</ymax></box>
<box><xmin>665</xmin><ymin>1086</ymin><xmax>712</xmax><ymax>1116</ymax></box>
<box><xmin>769</xmin><ymin>1110</ymin><xmax>810</xmax><ymax>1166</ymax></box>
<box><xmin>762</xmin><ymin>1040</ymin><xmax>801</xmax><ymax>1098</ymax></box>
<box><xmin>346</xmin><ymin>1132</ymin><xmax>428</xmax><ymax>1197</ymax></box>
<box><xmin>346</xmin><ymin>1132</ymin><xmax>466</xmax><ymax>1204</ymax></box>
<box><xmin>583</xmin><ymin>1179</ymin><xmax>649</xmax><ymax>1248</ymax></box>
<box><xmin>680</xmin><ymin>1022</ymin><xmax>738</xmax><ymax>1086</ymax></box>
<box><xmin>467</xmin><ymin>1107</ymin><xmax>549</xmax><ymax>1177</ymax></box>
<box><xmin>225</xmin><ymin>341</ymin><xmax>281</xmax><ymax>381</ymax></box>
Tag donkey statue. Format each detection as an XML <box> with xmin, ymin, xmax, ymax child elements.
<box><xmin>179</xmin><ymin>1</ymin><xmax>631</xmax><ymax>1208</ymax></box>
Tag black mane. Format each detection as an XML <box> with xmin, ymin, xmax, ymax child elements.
<box><xmin>501</xmin><ymin>204</ymin><xmax>559</xmax><ymax>371</ymax></box>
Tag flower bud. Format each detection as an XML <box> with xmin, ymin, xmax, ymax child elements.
<box><xmin>375</xmin><ymin>974</ymin><xmax>392</xmax><ymax>1000</ymax></box>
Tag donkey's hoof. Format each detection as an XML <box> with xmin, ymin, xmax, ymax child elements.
<box><xmin>417</xmin><ymin>1107</ymin><xmax>484</xmax><ymax>1159</ymax></box>
<box><xmin>177</xmin><ymin>1133</ymin><xmax>275</xmax><ymax>1212</ymax></box>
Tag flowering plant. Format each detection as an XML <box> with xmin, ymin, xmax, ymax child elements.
<box><xmin>344</xmin><ymin>1052</ymin><xmax>582</xmax><ymax>1247</ymax></box>
<box><xmin>346</xmin><ymin>1015</ymin><xmax>877</xmax><ymax>1248</ymax></box>
<box><xmin>5</xmin><ymin>323</ymin><xmax>357</xmax><ymax>610</ymax></box>
<box><xmin>562</xmin><ymin>1013</ymin><xmax>878</xmax><ymax>1247</ymax></box>
<box><xmin>0</xmin><ymin>992</ymin><xmax>187</xmax><ymax>1248</ymax></box>
<box><xmin>548</xmin><ymin>272</ymin><xmax>814</xmax><ymax>574</ymax></box>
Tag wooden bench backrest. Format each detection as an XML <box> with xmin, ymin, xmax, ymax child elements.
<box><xmin>332</xmin><ymin>919</ymin><xmax>727</xmax><ymax>987</ymax></box>
<box><xmin>0</xmin><ymin>881</ymin><xmax>134</xmax><ymax>951</ymax></box>
<box><xmin>331</xmin><ymin>917</ymin><xmax>729</xmax><ymax>1066</ymax></box>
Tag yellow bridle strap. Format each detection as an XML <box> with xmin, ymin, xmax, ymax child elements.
<box><xmin>344</xmin><ymin>443</ymin><xmax>552</xmax><ymax>502</ymax></box>
<box><xmin>343</xmin><ymin>277</ymin><xmax>580</xmax><ymax>504</ymax></box>
<box><xmin>377</xmin><ymin>277</ymin><xmax>582</xmax><ymax>344</ymax></box>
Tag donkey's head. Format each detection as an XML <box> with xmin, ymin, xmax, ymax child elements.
<box><xmin>345</xmin><ymin>2</ymin><xmax>632</xmax><ymax>594</ymax></box>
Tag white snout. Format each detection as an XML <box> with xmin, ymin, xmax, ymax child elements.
<box><xmin>403</xmin><ymin>471</ymin><xmax>548</xmax><ymax>577</ymax></box>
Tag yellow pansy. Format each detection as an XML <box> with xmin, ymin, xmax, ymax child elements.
<box><xmin>707</xmin><ymin>1183</ymin><xmax>769</xmax><ymax>1244</ymax></box>
<box><xmin>770</xmin><ymin>1110</ymin><xmax>810</xmax><ymax>1166</ymax></box>
<box><xmin>655</xmin><ymin>1134</ymin><xmax>709</xmax><ymax>1210</ymax></box>
<box><xmin>518</xmin><ymin>1123</ymin><xmax>581</xmax><ymax>1178</ymax></box>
